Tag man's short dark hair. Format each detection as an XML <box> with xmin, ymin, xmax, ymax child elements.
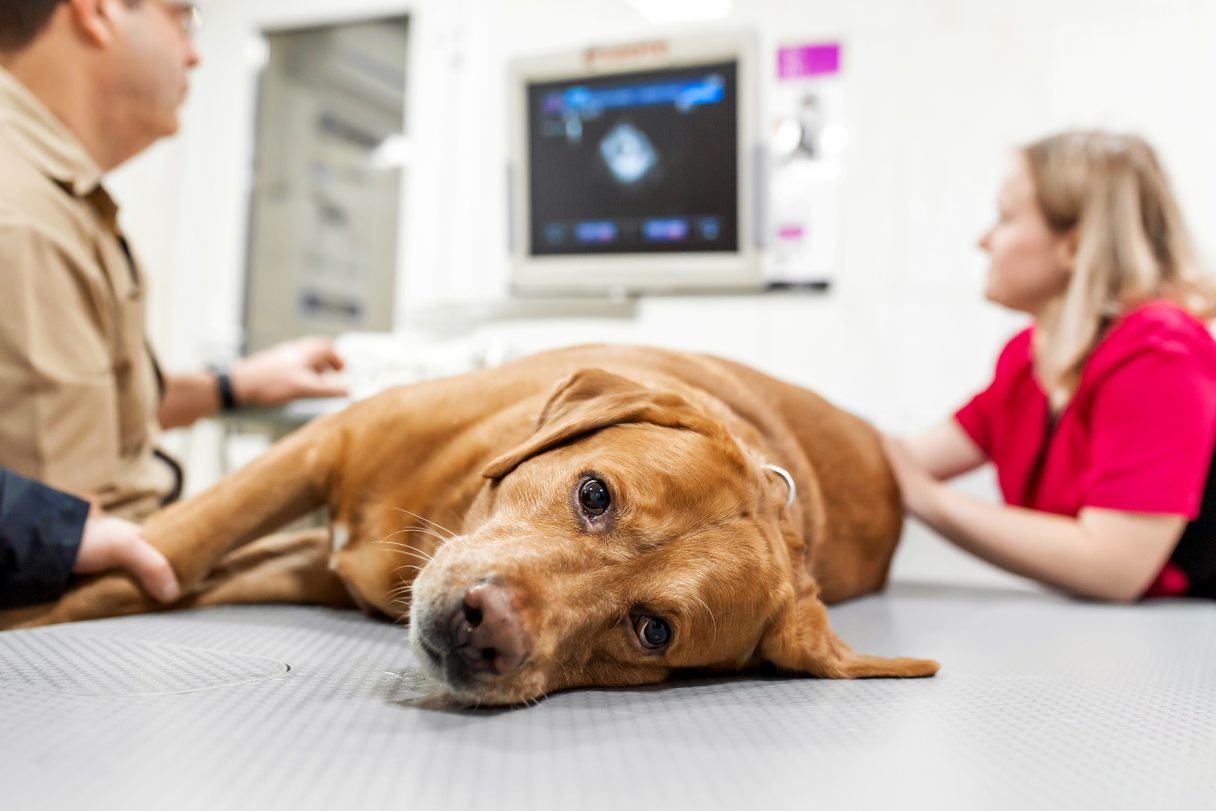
<box><xmin>0</xmin><ymin>0</ymin><xmax>63</xmax><ymax>53</ymax></box>
<box><xmin>0</xmin><ymin>0</ymin><xmax>142</xmax><ymax>53</ymax></box>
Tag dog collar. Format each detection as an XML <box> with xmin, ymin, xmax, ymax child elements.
<box><xmin>762</xmin><ymin>463</ymin><xmax>797</xmax><ymax>508</ymax></box>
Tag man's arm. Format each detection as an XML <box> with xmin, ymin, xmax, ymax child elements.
<box><xmin>158</xmin><ymin>369</ymin><xmax>223</xmax><ymax>430</ymax></box>
<box><xmin>158</xmin><ymin>337</ymin><xmax>348</xmax><ymax>430</ymax></box>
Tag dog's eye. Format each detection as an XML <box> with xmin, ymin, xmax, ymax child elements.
<box><xmin>633</xmin><ymin>615</ymin><xmax>672</xmax><ymax>650</ymax></box>
<box><xmin>579</xmin><ymin>478</ymin><xmax>611</xmax><ymax>516</ymax></box>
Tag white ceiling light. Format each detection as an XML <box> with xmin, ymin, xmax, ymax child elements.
<box><xmin>625</xmin><ymin>0</ymin><xmax>732</xmax><ymax>24</ymax></box>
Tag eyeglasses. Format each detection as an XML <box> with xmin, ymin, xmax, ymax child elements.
<box><xmin>152</xmin><ymin>1</ymin><xmax>202</xmax><ymax>37</ymax></box>
<box><xmin>56</xmin><ymin>0</ymin><xmax>202</xmax><ymax>37</ymax></box>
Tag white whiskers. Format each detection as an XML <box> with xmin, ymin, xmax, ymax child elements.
<box><xmin>371</xmin><ymin>541</ymin><xmax>435</xmax><ymax>566</ymax></box>
<box><xmin>690</xmin><ymin>595</ymin><xmax>719</xmax><ymax>645</ymax></box>
<box><xmin>392</xmin><ymin>507</ymin><xmax>458</xmax><ymax>539</ymax></box>
<box><xmin>377</xmin><ymin>526</ymin><xmax>448</xmax><ymax>546</ymax></box>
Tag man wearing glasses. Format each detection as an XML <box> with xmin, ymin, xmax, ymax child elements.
<box><xmin>0</xmin><ymin>2</ymin><xmax>347</xmax><ymax>607</ymax></box>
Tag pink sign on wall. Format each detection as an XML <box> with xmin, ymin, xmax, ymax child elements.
<box><xmin>777</xmin><ymin>43</ymin><xmax>841</xmax><ymax>79</ymax></box>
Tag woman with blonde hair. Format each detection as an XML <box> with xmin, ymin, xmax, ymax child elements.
<box><xmin>885</xmin><ymin>131</ymin><xmax>1216</xmax><ymax>601</ymax></box>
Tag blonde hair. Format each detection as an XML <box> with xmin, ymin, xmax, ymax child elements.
<box><xmin>1024</xmin><ymin>131</ymin><xmax>1216</xmax><ymax>411</ymax></box>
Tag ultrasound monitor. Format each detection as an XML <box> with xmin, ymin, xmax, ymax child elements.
<box><xmin>509</xmin><ymin>32</ymin><xmax>764</xmax><ymax>294</ymax></box>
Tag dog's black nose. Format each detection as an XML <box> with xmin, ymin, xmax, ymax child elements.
<box><xmin>449</xmin><ymin>582</ymin><xmax>532</xmax><ymax>677</ymax></box>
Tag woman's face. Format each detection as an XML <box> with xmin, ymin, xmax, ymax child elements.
<box><xmin>977</xmin><ymin>159</ymin><xmax>1075</xmax><ymax>316</ymax></box>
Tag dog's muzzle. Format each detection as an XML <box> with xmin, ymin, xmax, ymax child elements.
<box><xmin>416</xmin><ymin>580</ymin><xmax>533</xmax><ymax>686</ymax></box>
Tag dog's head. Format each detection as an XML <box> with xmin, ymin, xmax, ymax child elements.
<box><xmin>409</xmin><ymin>369</ymin><xmax>937</xmax><ymax>705</ymax></box>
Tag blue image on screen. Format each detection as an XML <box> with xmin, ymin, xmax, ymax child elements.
<box><xmin>528</xmin><ymin>61</ymin><xmax>739</xmax><ymax>256</ymax></box>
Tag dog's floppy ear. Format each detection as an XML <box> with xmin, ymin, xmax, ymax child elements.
<box><xmin>482</xmin><ymin>368</ymin><xmax>714</xmax><ymax>480</ymax></box>
<box><xmin>759</xmin><ymin>583</ymin><xmax>939</xmax><ymax>679</ymax></box>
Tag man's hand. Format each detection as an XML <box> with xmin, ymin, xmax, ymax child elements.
<box><xmin>73</xmin><ymin>516</ymin><xmax>181</xmax><ymax>604</ymax></box>
<box><xmin>229</xmin><ymin>336</ymin><xmax>348</xmax><ymax>406</ymax></box>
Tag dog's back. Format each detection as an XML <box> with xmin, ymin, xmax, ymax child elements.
<box><xmin>691</xmin><ymin>354</ymin><xmax>903</xmax><ymax>602</ymax></box>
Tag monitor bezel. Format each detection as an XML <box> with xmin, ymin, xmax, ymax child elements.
<box><xmin>508</xmin><ymin>30</ymin><xmax>765</xmax><ymax>296</ymax></box>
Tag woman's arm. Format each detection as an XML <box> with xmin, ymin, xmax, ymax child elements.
<box><xmin>884</xmin><ymin>436</ymin><xmax>1185</xmax><ymax>602</ymax></box>
<box><xmin>903</xmin><ymin>418</ymin><xmax>988</xmax><ymax>481</ymax></box>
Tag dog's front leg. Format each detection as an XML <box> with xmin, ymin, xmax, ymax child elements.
<box><xmin>0</xmin><ymin>414</ymin><xmax>344</xmax><ymax>630</ymax></box>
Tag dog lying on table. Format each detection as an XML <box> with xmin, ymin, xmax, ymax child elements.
<box><xmin>0</xmin><ymin>345</ymin><xmax>938</xmax><ymax>704</ymax></box>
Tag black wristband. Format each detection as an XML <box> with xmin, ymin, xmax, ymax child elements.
<box><xmin>210</xmin><ymin>366</ymin><xmax>239</xmax><ymax>411</ymax></box>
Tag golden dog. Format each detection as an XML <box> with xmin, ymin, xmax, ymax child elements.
<box><xmin>0</xmin><ymin>345</ymin><xmax>938</xmax><ymax>704</ymax></box>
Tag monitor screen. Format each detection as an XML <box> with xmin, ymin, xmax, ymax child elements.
<box><xmin>527</xmin><ymin>61</ymin><xmax>739</xmax><ymax>257</ymax></box>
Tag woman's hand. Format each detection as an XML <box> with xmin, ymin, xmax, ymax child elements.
<box><xmin>73</xmin><ymin>514</ymin><xmax>181</xmax><ymax>604</ymax></box>
<box><xmin>881</xmin><ymin>433</ymin><xmax>943</xmax><ymax>521</ymax></box>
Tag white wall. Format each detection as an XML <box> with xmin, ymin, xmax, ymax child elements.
<box><xmin>111</xmin><ymin>0</ymin><xmax>1216</xmax><ymax>419</ymax></box>
<box><xmin>106</xmin><ymin>0</ymin><xmax>1216</xmax><ymax>587</ymax></box>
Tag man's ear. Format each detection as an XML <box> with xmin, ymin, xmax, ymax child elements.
<box><xmin>759</xmin><ymin>583</ymin><xmax>939</xmax><ymax>679</ymax></box>
<box><xmin>481</xmin><ymin>368</ymin><xmax>715</xmax><ymax>480</ymax></box>
<box><xmin>68</xmin><ymin>0</ymin><xmax>117</xmax><ymax>48</ymax></box>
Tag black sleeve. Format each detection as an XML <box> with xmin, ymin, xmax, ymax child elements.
<box><xmin>0</xmin><ymin>467</ymin><xmax>90</xmax><ymax>609</ymax></box>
